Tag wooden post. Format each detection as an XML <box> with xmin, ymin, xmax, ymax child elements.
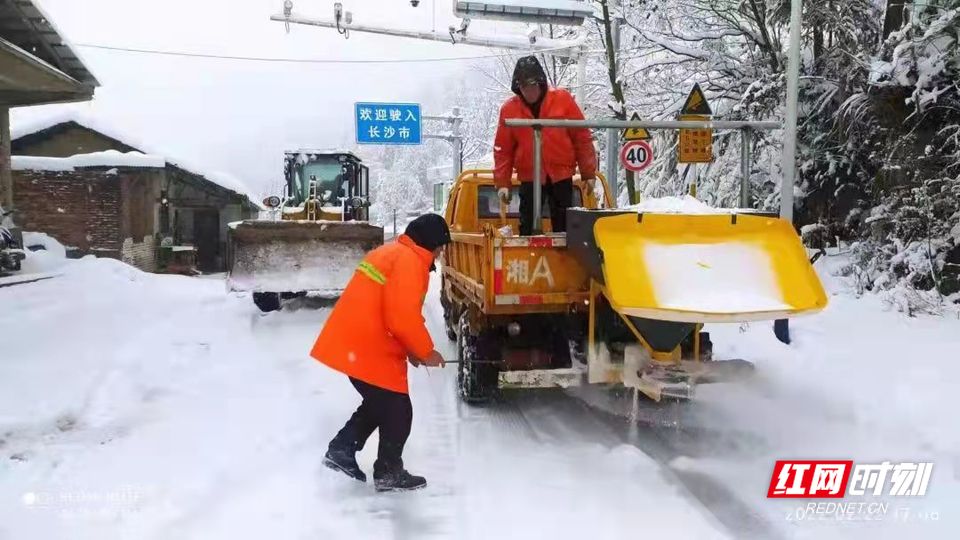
<box><xmin>0</xmin><ymin>107</ymin><xmax>13</xmax><ymax>214</ymax></box>
<box><xmin>625</xmin><ymin>170</ymin><xmax>637</xmax><ymax>205</ymax></box>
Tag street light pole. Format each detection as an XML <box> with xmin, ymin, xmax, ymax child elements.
<box><xmin>776</xmin><ymin>0</ymin><xmax>803</xmax><ymax>346</ymax></box>
<box><xmin>781</xmin><ymin>0</ymin><xmax>802</xmax><ymax>223</ymax></box>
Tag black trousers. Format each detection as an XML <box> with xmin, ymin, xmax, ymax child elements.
<box><xmin>328</xmin><ymin>377</ymin><xmax>413</xmax><ymax>474</ymax></box>
<box><xmin>519</xmin><ymin>178</ymin><xmax>574</xmax><ymax>235</ymax></box>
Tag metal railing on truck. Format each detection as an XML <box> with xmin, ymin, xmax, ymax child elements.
<box><xmin>504</xmin><ymin>118</ymin><xmax>781</xmax><ymax>234</ymax></box>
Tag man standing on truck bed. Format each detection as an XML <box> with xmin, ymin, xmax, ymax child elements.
<box><xmin>311</xmin><ymin>213</ymin><xmax>450</xmax><ymax>492</ymax></box>
<box><xmin>494</xmin><ymin>55</ymin><xmax>598</xmax><ymax>236</ymax></box>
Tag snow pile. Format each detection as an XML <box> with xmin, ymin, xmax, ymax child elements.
<box><xmin>624</xmin><ymin>195</ymin><xmax>735</xmax><ymax>214</ymax></box>
<box><xmin>22</xmin><ymin>232</ymin><xmax>67</xmax><ymax>258</ymax></box>
<box><xmin>17</xmin><ymin>232</ymin><xmax>69</xmax><ymax>275</ymax></box>
<box><xmin>12</xmin><ymin>151</ymin><xmax>165</xmax><ymax>172</ymax></box>
<box><xmin>9</xmin><ymin>156</ymin><xmax>73</xmax><ymax>172</ymax></box>
<box><xmin>643</xmin><ymin>243</ymin><xmax>791</xmax><ymax>313</ymax></box>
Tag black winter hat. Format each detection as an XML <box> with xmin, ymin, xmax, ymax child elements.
<box><xmin>511</xmin><ymin>55</ymin><xmax>548</xmax><ymax>96</ymax></box>
<box><xmin>404</xmin><ymin>213</ymin><xmax>451</xmax><ymax>252</ymax></box>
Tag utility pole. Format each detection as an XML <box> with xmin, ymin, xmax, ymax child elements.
<box><xmin>601</xmin><ymin>0</ymin><xmax>622</xmax><ymax>203</ymax></box>
<box><xmin>423</xmin><ymin>107</ymin><xmax>463</xmax><ymax>180</ymax></box>
<box><xmin>0</xmin><ymin>107</ymin><xmax>12</xmax><ymax>218</ymax></box>
<box><xmin>776</xmin><ymin>0</ymin><xmax>803</xmax><ymax>345</ymax></box>
<box><xmin>576</xmin><ymin>45</ymin><xmax>588</xmax><ymax>104</ymax></box>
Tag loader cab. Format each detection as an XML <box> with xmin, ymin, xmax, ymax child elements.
<box><xmin>283</xmin><ymin>150</ymin><xmax>371</xmax><ymax>222</ymax></box>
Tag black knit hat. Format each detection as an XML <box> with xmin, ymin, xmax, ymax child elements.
<box><xmin>404</xmin><ymin>213</ymin><xmax>451</xmax><ymax>252</ymax></box>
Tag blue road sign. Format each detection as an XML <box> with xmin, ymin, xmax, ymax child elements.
<box><xmin>355</xmin><ymin>102</ymin><xmax>422</xmax><ymax>145</ymax></box>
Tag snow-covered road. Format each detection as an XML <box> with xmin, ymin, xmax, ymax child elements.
<box><xmin>1</xmin><ymin>255</ymin><xmax>958</xmax><ymax>539</ymax></box>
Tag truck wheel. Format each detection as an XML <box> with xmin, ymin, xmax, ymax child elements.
<box><xmin>443</xmin><ymin>303</ymin><xmax>459</xmax><ymax>341</ymax></box>
<box><xmin>440</xmin><ymin>284</ymin><xmax>458</xmax><ymax>341</ymax></box>
<box><xmin>253</xmin><ymin>292</ymin><xmax>281</xmax><ymax>312</ymax></box>
<box><xmin>457</xmin><ymin>313</ymin><xmax>499</xmax><ymax>404</ymax></box>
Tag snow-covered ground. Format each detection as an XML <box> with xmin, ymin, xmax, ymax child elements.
<box><xmin>1</xmin><ymin>251</ymin><xmax>957</xmax><ymax>539</ymax></box>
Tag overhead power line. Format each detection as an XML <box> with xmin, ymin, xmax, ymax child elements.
<box><xmin>74</xmin><ymin>42</ymin><xmax>601</xmax><ymax>64</ymax></box>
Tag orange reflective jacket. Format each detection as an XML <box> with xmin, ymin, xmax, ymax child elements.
<box><xmin>310</xmin><ymin>235</ymin><xmax>435</xmax><ymax>394</ymax></box>
<box><xmin>493</xmin><ymin>87</ymin><xmax>597</xmax><ymax>190</ymax></box>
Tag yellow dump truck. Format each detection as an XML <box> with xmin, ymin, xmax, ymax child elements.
<box><xmin>440</xmin><ymin>169</ymin><xmax>827</xmax><ymax>403</ymax></box>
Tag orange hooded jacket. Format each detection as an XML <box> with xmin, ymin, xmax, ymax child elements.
<box><xmin>493</xmin><ymin>56</ymin><xmax>597</xmax><ymax>190</ymax></box>
<box><xmin>310</xmin><ymin>234</ymin><xmax>435</xmax><ymax>394</ymax></box>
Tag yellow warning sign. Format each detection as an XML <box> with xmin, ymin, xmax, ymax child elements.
<box><xmin>624</xmin><ymin>112</ymin><xmax>651</xmax><ymax>141</ymax></box>
<box><xmin>678</xmin><ymin>84</ymin><xmax>713</xmax><ymax>163</ymax></box>
<box><xmin>681</xmin><ymin>83</ymin><xmax>712</xmax><ymax>115</ymax></box>
<box><xmin>679</xmin><ymin>114</ymin><xmax>713</xmax><ymax>163</ymax></box>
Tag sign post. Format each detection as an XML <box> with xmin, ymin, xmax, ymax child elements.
<box><xmin>678</xmin><ymin>84</ymin><xmax>713</xmax><ymax>196</ymax></box>
<box><xmin>355</xmin><ymin>102</ymin><xmax>422</xmax><ymax>145</ymax></box>
<box><xmin>622</xmin><ymin>112</ymin><xmax>651</xmax><ymax>204</ymax></box>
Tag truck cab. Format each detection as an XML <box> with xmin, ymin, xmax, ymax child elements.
<box><xmin>444</xmin><ymin>171</ymin><xmax>610</xmax><ymax>235</ymax></box>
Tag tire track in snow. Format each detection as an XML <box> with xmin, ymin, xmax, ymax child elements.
<box><xmin>423</xmin><ymin>276</ymin><xmax>780</xmax><ymax>539</ymax></box>
<box><xmin>566</xmin><ymin>386</ymin><xmax>785</xmax><ymax>540</ymax></box>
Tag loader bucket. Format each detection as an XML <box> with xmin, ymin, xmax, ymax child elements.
<box><xmin>568</xmin><ymin>209</ymin><xmax>827</xmax><ymax>323</ymax></box>
<box><xmin>227</xmin><ymin>220</ymin><xmax>383</xmax><ymax>295</ymax></box>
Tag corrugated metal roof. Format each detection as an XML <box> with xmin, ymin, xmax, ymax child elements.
<box><xmin>0</xmin><ymin>0</ymin><xmax>98</xmax><ymax>88</ymax></box>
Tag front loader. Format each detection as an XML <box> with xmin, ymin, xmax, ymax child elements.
<box><xmin>227</xmin><ymin>150</ymin><xmax>383</xmax><ymax>312</ymax></box>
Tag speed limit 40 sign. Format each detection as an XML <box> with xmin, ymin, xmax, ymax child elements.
<box><xmin>620</xmin><ymin>140</ymin><xmax>654</xmax><ymax>172</ymax></box>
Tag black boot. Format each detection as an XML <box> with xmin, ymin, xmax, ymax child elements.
<box><xmin>374</xmin><ymin>465</ymin><xmax>427</xmax><ymax>492</ymax></box>
<box><xmin>324</xmin><ymin>448</ymin><xmax>367</xmax><ymax>483</ymax></box>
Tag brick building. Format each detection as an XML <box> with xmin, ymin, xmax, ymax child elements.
<box><xmin>10</xmin><ymin>117</ymin><xmax>261</xmax><ymax>272</ymax></box>
<box><xmin>0</xmin><ymin>0</ymin><xmax>97</xmax><ymax>219</ymax></box>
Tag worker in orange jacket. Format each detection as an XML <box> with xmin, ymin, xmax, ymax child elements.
<box><xmin>494</xmin><ymin>55</ymin><xmax>597</xmax><ymax>235</ymax></box>
<box><xmin>311</xmin><ymin>213</ymin><xmax>450</xmax><ymax>492</ymax></box>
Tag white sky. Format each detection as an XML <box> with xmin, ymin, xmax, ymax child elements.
<box><xmin>12</xmin><ymin>0</ymin><xmax>528</xmax><ymax>197</ymax></box>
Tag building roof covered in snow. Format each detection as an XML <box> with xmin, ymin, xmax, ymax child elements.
<box><xmin>0</xmin><ymin>0</ymin><xmax>98</xmax><ymax>106</ymax></box>
<box><xmin>11</xmin><ymin>150</ymin><xmax>167</xmax><ymax>172</ymax></box>
<box><xmin>11</xmin><ymin>112</ymin><xmax>263</xmax><ymax>210</ymax></box>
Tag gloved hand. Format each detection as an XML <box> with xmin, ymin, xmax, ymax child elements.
<box><xmin>583</xmin><ymin>176</ymin><xmax>596</xmax><ymax>194</ymax></box>
<box><xmin>421</xmin><ymin>350</ymin><xmax>446</xmax><ymax>368</ymax></box>
<box><xmin>408</xmin><ymin>354</ymin><xmax>421</xmax><ymax>368</ymax></box>
<box><xmin>498</xmin><ymin>187</ymin><xmax>512</xmax><ymax>204</ymax></box>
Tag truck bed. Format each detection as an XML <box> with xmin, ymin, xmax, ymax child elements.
<box><xmin>443</xmin><ymin>232</ymin><xmax>590</xmax><ymax>315</ymax></box>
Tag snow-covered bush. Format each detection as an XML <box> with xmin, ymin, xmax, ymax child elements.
<box><xmin>845</xmin><ymin>177</ymin><xmax>960</xmax><ymax>314</ymax></box>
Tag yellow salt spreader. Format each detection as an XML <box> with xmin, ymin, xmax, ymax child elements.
<box><xmin>440</xmin><ymin>170</ymin><xmax>827</xmax><ymax>403</ymax></box>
